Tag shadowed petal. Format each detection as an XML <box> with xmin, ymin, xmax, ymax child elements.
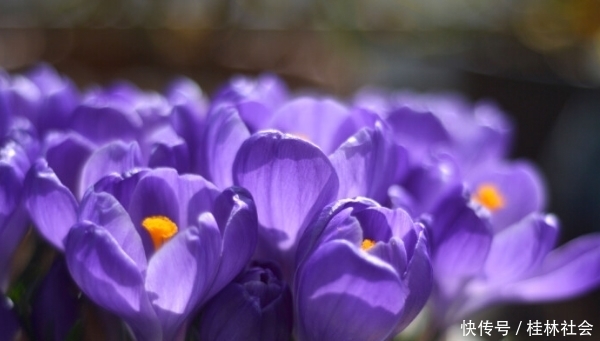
<box><xmin>146</xmin><ymin>125</ymin><xmax>190</xmax><ymax>174</ymax></box>
<box><xmin>207</xmin><ymin>187</ymin><xmax>258</xmax><ymax>297</ymax></box>
<box><xmin>25</xmin><ymin>160</ymin><xmax>77</xmax><ymax>251</ymax></box>
<box><xmin>65</xmin><ymin>221</ymin><xmax>160</xmax><ymax>341</ymax></box>
<box><xmin>296</xmin><ymin>240</ymin><xmax>407</xmax><ymax>341</ymax></box>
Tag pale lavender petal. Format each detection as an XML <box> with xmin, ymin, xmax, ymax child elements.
<box><xmin>24</xmin><ymin>160</ymin><xmax>78</xmax><ymax>251</ymax></box>
<box><xmin>269</xmin><ymin>97</ymin><xmax>357</xmax><ymax>154</ymax></box>
<box><xmin>203</xmin><ymin>104</ymin><xmax>250</xmax><ymax>189</ymax></box>
<box><xmin>296</xmin><ymin>240</ymin><xmax>407</xmax><ymax>341</ymax></box>
<box><xmin>79</xmin><ymin>191</ymin><xmax>147</xmax><ymax>272</ymax></box>
<box><xmin>484</xmin><ymin>213</ymin><xmax>558</xmax><ymax>284</ymax></box>
<box><xmin>330</xmin><ymin>125</ymin><xmax>407</xmax><ymax>203</ymax></box>
<box><xmin>469</xmin><ymin>161</ymin><xmax>546</xmax><ymax>231</ymax></box>
<box><xmin>503</xmin><ymin>233</ymin><xmax>600</xmax><ymax>301</ymax></box>
<box><xmin>79</xmin><ymin>141</ymin><xmax>142</xmax><ymax>198</ymax></box>
<box><xmin>233</xmin><ymin>131</ymin><xmax>339</xmax><ymax>275</ymax></box>
<box><xmin>145</xmin><ymin>215</ymin><xmax>221</xmax><ymax>340</ymax></box>
<box><xmin>43</xmin><ymin>131</ymin><xmax>95</xmax><ymax>195</ymax></box>
<box><xmin>65</xmin><ymin>221</ymin><xmax>160</xmax><ymax>341</ymax></box>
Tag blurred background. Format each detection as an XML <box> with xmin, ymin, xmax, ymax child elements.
<box><xmin>1</xmin><ymin>0</ymin><xmax>600</xmax><ymax>339</ymax></box>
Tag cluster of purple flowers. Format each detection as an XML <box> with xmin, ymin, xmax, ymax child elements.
<box><xmin>1</xmin><ymin>65</ymin><xmax>600</xmax><ymax>341</ymax></box>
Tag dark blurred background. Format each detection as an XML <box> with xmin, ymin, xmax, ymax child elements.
<box><xmin>1</xmin><ymin>1</ymin><xmax>599</xmax><ymax>339</ymax></box>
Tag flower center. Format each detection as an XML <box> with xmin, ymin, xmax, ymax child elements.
<box><xmin>473</xmin><ymin>183</ymin><xmax>505</xmax><ymax>212</ymax></box>
<box><xmin>142</xmin><ymin>216</ymin><xmax>178</xmax><ymax>250</ymax></box>
<box><xmin>361</xmin><ymin>239</ymin><xmax>376</xmax><ymax>251</ymax></box>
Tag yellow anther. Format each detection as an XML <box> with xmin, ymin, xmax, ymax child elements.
<box><xmin>473</xmin><ymin>183</ymin><xmax>505</xmax><ymax>212</ymax></box>
<box><xmin>361</xmin><ymin>239</ymin><xmax>376</xmax><ymax>251</ymax></box>
<box><xmin>142</xmin><ymin>216</ymin><xmax>178</xmax><ymax>250</ymax></box>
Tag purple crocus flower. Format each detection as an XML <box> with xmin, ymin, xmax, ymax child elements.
<box><xmin>194</xmin><ymin>261</ymin><xmax>293</xmax><ymax>341</ymax></box>
<box><xmin>0</xmin><ymin>139</ymin><xmax>31</xmax><ymax>293</ymax></box>
<box><xmin>428</xmin><ymin>164</ymin><xmax>600</xmax><ymax>327</ymax></box>
<box><xmin>62</xmin><ymin>168</ymin><xmax>258</xmax><ymax>341</ymax></box>
<box><xmin>294</xmin><ymin>198</ymin><xmax>432</xmax><ymax>341</ymax></box>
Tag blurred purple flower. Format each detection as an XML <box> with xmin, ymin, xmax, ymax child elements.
<box><xmin>294</xmin><ymin>198</ymin><xmax>432</xmax><ymax>341</ymax></box>
<box><xmin>194</xmin><ymin>261</ymin><xmax>293</xmax><ymax>341</ymax></box>
<box><xmin>0</xmin><ymin>139</ymin><xmax>31</xmax><ymax>293</ymax></box>
<box><xmin>63</xmin><ymin>168</ymin><xmax>258</xmax><ymax>341</ymax></box>
<box><xmin>428</xmin><ymin>162</ymin><xmax>600</xmax><ymax>325</ymax></box>
<box><xmin>0</xmin><ymin>296</ymin><xmax>21</xmax><ymax>340</ymax></box>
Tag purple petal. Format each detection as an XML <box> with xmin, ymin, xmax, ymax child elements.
<box><xmin>484</xmin><ymin>213</ymin><xmax>558</xmax><ymax>284</ymax></box>
<box><xmin>395</xmin><ymin>230</ymin><xmax>432</xmax><ymax>333</ymax></box>
<box><xmin>296</xmin><ymin>240</ymin><xmax>407</xmax><ymax>341</ymax></box>
<box><xmin>145</xmin><ymin>215</ymin><xmax>222</xmax><ymax>340</ymax></box>
<box><xmin>504</xmin><ymin>232</ymin><xmax>600</xmax><ymax>301</ymax></box>
<box><xmin>65</xmin><ymin>221</ymin><xmax>160</xmax><ymax>341</ymax></box>
<box><xmin>79</xmin><ymin>141</ymin><xmax>142</xmax><ymax>198</ymax></box>
<box><xmin>468</xmin><ymin>161</ymin><xmax>546</xmax><ymax>231</ymax></box>
<box><xmin>203</xmin><ymin>105</ymin><xmax>250</xmax><ymax>189</ymax></box>
<box><xmin>71</xmin><ymin>93</ymin><xmax>143</xmax><ymax>145</ymax></box>
<box><xmin>128</xmin><ymin>170</ymin><xmax>180</xmax><ymax>256</ymax></box>
<box><xmin>24</xmin><ymin>160</ymin><xmax>78</xmax><ymax>251</ymax></box>
<box><xmin>91</xmin><ymin>168</ymin><xmax>150</xmax><ymax>210</ymax></box>
<box><xmin>385</xmin><ymin>106</ymin><xmax>451</xmax><ymax>163</ymax></box>
<box><xmin>429</xmin><ymin>187</ymin><xmax>492</xmax><ymax>296</ymax></box>
<box><xmin>43</xmin><ymin>131</ymin><xmax>95</xmax><ymax>195</ymax></box>
<box><xmin>269</xmin><ymin>97</ymin><xmax>357</xmax><ymax>154</ymax></box>
<box><xmin>207</xmin><ymin>187</ymin><xmax>258</xmax><ymax>298</ymax></box>
<box><xmin>213</xmin><ymin>73</ymin><xmax>288</xmax><ymax>132</ymax></box>
<box><xmin>31</xmin><ymin>258</ymin><xmax>80</xmax><ymax>341</ymax></box>
<box><xmin>0</xmin><ymin>203</ymin><xmax>28</xmax><ymax>292</ymax></box>
<box><xmin>233</xmin><ymin>131</ymin><xmax>339</xmax><ymax>275</ymax></box>
<box><xmin>330</xmin><ymin>125</ymin><xmax>407</xmax><ymax>203</ymax></box>
<box><xmin>79</xmin><ymin>191</ymin><xmax>147</xmax><ymax>272</ymax></box>
<box><xmin>146</xmin><ymin>126</ymin><xmax>190</xmax><ymax>174</ymax></box>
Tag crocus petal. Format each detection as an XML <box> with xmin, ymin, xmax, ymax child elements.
<box><xmin>296</xmin><ymin>240</ymin><xmax>407</xmax><ymax>341</ymax></box>
<box><xmin>330</xmin><ymin>125</ymin><xmax>407</xmax><ymax>203</ymax></box>
<box><xmin>91</xmin><ymin>168</ymin><xmax>150</xmax><ymax>210</ymax></box>
<box><xmin>145</xmin><ymin>215</ymin><xmax>221</xmax><ymax>340</ymax></box>
<box><xmin>395</xmin><ymin>230</ymin><xmax>432</xmax><ymax>333</ymax></box>
<box><xmin>429</xmin><ymin>187</ymin><xmax>492</xmax><ymax>296</ymax></box>
<box><xmin>24</xmin><ymin>160</ymin><xmax>78</xmax><ymax>251</ymax></box>
<box><xmin>484</xmin><ymin>213</ymin><xmax>558</xmax><ymax>284</ymax></box>
<box><xmin>31</xmin><ymin>258</ymin><xmax>80</xmax><ymax>341</ymax></box>
<box><xmin>43</xmin><ymin>131</ymin><xmax>95</xmax><ymax>195</ymax></box>
<box><xmin>198</xmin><ymin>284</ymin><xmax>261</xmax><ymax>341</ymax></box>
<box><xmin>469</xmin><ymin>161</ymin><xmax>546</xmax><ymax>231</ymax></box>
<box><xmin>146</xmin><ymin>126</ymin><xmax>190</xmax><ymax>174</ymax></box>
<box><xmin>0</xmin><ymin>204</ymin><xmax>28</xmax><ymax>292</ymax></box>
<box><xmin>502</xmin><ymin>233</ymin><xmax>600</xmax><ymax>301</ymax></box>
<box><xmin>269</xmin><ymin>97</ymin><xmax>356</xmax><ymax>154</ymax></box>
<box><xmin>79</xmin><ymin>191</ymin><xmax>147</xmax><ymax>271</ymax></box>
<box><xmin>128</xmin><ymin>171</ymin><xmax>180</xmax><ymax>256</ymax></box>
<box><xmin>71</xmin><ymin>96</ymin><xmax>142</xmax><ymax>145</ymax></box>
<box><xmin>385</xmin><ymin>106</ymin><xmax>451</xmax><ymax>163</ymax></box>
<box><xmin>207</xmin><ymin>186</ymin><xmax>258</xmax><ymax>298</ymax></box>
<box><xmin>203</xmin><ymin>105</ymin><xmax>250</xmax><ymax>189</ymax></box>
<box><xmin>65</xmin><ymin>221</ymin><xmax>160</xmax><ymax>341</ymax></box>
<box><xmin>79</xmin><ymin>141</ymin><xmax>142</xmax><ymax>198</ymax></box>
<box><xmin>233</xmin><ymin>131</ymin><xmax>339</xmax><ymax>275</ymax></box>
